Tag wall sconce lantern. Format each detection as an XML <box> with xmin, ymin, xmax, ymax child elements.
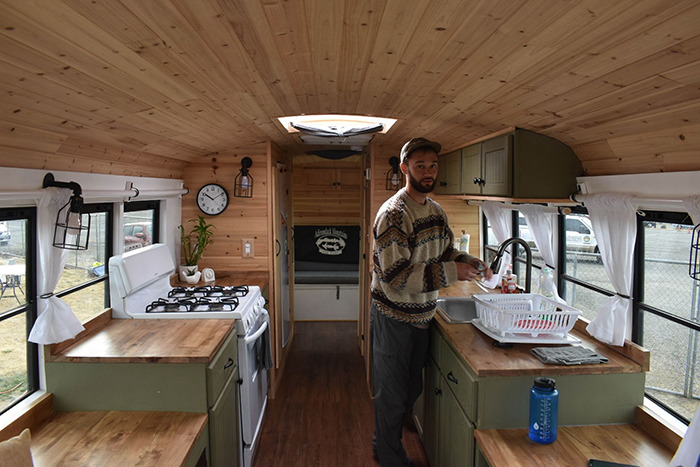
<box><xmin>234</xmin><ymin>157</ymin><xmax>254</xmax><ymax>198</ymax></box>
<box><xmin>385</xmin><ymin>156</ymin><xmax>404</xmax><ymax>191</ymax></box>
<box><xmin>42</xmin><ymin>173</ymin><xmax>91</xmax><ymax>250</ymax></box>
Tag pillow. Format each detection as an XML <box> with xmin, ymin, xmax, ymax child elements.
<box><xmin>0</xmin><ymin>428</ymin><xmax>34</xmax><ymax>467</ymax></box>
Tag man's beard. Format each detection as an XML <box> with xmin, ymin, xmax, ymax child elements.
<box><xmin>407</xmin><ymin>170</ymin><xmax>435</xmax><ymax>193</ymax></box>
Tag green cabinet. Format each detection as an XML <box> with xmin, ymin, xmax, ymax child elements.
<box><xmin>415</xmin><ymin>324</ymin><xmax>645</xmax><ymax>467</ymax></box>
<box><xmin>423</xmin><ymin>357</ymin><xmax>441</xmax><ymax>466</ymax></box>
<box><xmin>45</xmin><ymin>330</ymin><xmax>240</xmax><ymax>467</ymax></box>
<box><xmin>438</xmin><ymin>373</ymin><xmax>475</xmax><ymax>467</ymax></box>
<box><xmin>435</xmin><ymin>129</ymin><xmax>582</xmax><ymax>199</ymax></box>
<box><xmin>209</xmin><ymin>371</ymin><xmax>239</xmax><ymax>467</ymax></box>
<box><xmin>434</xmin><ymin>149</ymin><xmax>462</xmax><ymax>195</ymax></box>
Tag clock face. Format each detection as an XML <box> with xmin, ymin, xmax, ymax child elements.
<box><xmin>196</xmin><ymin>184</ymin><xmax>229</xmax><ymax>216</ymax></box>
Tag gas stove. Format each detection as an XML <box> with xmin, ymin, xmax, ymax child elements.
<box><xmin>109</xmin><ymin>244</ymin><xmax>265</xmax><ymax>335</ymax></box>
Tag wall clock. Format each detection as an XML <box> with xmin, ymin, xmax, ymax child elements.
<box><xmin>196</xmin><ymin>183</ymin><xmax>229</xmax><ymax>216</ymax></box>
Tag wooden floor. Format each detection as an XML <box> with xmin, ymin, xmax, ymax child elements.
<box><xmin>254</xmin><ymin>321</ymin><xmax>430</xmax><ymax>467</ymax></box>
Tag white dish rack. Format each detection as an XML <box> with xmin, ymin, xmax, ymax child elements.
<box><xmin>471</xmin><ymin>293</ymin><xmax>582</xmax><ymax>343</ymax></box>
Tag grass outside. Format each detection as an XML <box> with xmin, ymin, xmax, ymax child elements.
<box><xmin>1</xmin><ymin>259</ymin><xmax>105</xmax><ymax>412</ymax></box>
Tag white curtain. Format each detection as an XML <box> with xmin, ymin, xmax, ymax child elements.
<box><xmin>683</xmin><ymin>195</ymin><xmax>700</xmax><ymax>225</ymax></box>
<box><xmin>519</xmin><ymin>204</ymin><xmax>563</xmax><ymax>301</ymax></box>
<box><xmin>28</xmin><ymin>187</ymin><xmax>85</xmax><ymax>345</ymax></box>
<box><xmin>584</xmin><ymin>193</ymin><xmax>637</xmax><ymax>346</ymax></box>
<box><xmin>481</xmin><ymin>201</ymin><xmax>512</xmax><ymax>288</ymax></box>
<box><xmin>670</xmin><ymin>402</ymin><xmax>700</xmax><ymax>467</ymax></box>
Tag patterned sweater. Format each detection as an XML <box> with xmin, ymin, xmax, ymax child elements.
<box><xmin>371</xmin><ymin>189</ymin><xmax>477</xmax><ymax>324</ymax></box>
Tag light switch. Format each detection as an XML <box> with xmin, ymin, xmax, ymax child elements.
<box><xmin>242</xmin><ymin>238</ymin><xmax>254</xmax><ymax>258</ymax></box>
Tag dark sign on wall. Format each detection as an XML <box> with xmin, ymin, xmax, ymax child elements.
<box><xmin>294</xmin><ymin>225</ymin><xmax>360</xmax><ymax>264</ymax></box>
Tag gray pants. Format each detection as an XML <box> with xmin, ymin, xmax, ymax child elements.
<box><xmin>370</xmin><ymin>301</ymin><xmax>430</xmax><ymax>467</ymax></box>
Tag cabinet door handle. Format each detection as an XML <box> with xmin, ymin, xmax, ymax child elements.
<box><xmin>435</xmin><ymin>388</ymin><xmax>442</xmax><ymax>396</ymax></box>
<box><xmin>276</xmin><ymin>239</ymin><xmax>281</xmax><ymax>257</ymax></box>
<box><xmin>223</xmin><ymin>358</ymin><xmax>234</xmax><ymax>370</ymax></box>
<box><xmin>473</xmin><ymin>177</ymin><xmax>480</xmax><ymax>185</ymax></box>
<box><xmin>440</xmin><ymin>181</ymin><xmax>447</xmax><ymax>187</ymax></box>
<box><xmin>447</xmin><ymin>371</ymin><xmax>459</xmax><ymax>384</ymax></box>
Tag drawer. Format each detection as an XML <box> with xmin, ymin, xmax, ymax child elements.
<box><xmin>440</xmin><ymin>338</ymin><xmax>478</xmax><ymax>421</ymax></box>
<box><xmin>207</xmin><ymin>332</ymin><xmax>237</xmax><ymax>405</ymax></box>
<box><xmin>429</xmin><ymin>325</ymin><xmax>441</xmax><ymax>366</ymax></box>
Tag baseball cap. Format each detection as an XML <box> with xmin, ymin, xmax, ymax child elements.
<box><xmin>400</xmin><ymin>137</ymin><xmax>442</xmax><ymax>163</ymax></box>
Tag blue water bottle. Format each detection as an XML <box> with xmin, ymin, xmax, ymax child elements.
<box><xmin>528</xmin><ymin>377</ymin><xmax>558</xmax><ymax>444</ymax></box>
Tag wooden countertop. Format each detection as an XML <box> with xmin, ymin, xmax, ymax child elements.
<box><xmin>31</xmin><ymin>410</ymin><xmax>207</xmax><ymax>467</ymax></box>
<box><xmin>436</xmin><ymin>281</ymin><xmax>644</xmax><ymax>377</ymax></box>
<box><xmin>475</xmin><ymin>425</ymin><xmax>674</xmax><ymax>467</ymax></box>
<box><xmin>48</xmin><ymin>319</ymin><xmax>235</xmax><ymax>364</ymax></box>
<box><xmin>47</xmin><ymin>270</ymin><xmax>268</xmax><ymax>363</ymax></box>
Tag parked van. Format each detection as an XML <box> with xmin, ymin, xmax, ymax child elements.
<box><xmin>489</xmin><ymin>214</ymin><xmax>599</xmax><ymax>254</ymax></box>
<box><xmin>0</xmin><ymin>222</ymin><xmax>9</xmax><ymax>245</ymax></box>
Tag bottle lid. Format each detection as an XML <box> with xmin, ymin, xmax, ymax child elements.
<box><xmin>534</xmin><ymin>377</ymin><xmax>556</xmax><ymax>390</ymax></box>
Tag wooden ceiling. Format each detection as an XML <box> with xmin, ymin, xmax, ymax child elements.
<box><xmin>0</xmin><ymin>0</ymin><xmax>698</xmax><ymax>178</ymax></box>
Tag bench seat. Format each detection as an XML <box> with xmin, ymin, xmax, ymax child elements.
<box><xmin>294</xmin><ymin>260</ymin><xmax>359</xmax><ymax>285</ymax></box>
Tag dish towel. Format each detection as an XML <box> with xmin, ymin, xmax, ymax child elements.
<box><xmin>261</xmin><ymin>311</ymin><xmax>273</xmax><ymax>370</ymax></box>
<box><xmin>532</xmin><ymin>346</ymin><xmax>609</xmax><ymax>365</ymax></box>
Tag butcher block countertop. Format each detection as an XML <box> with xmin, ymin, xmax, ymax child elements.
<box><xmin>436</xmin><ymin>281</ymin><xmax>646</xmax><ymax>377</ymax></box>
<box><xmin>475</xmin><ymin>424</ymin><xmax>674</xmax><ymax>467</ymax></box>
<box><xmin>47</xmin><ymin>271</ymin><xmax>268</xmax><ymax>364</ymax></box>
<box><xmin>30</xmin><ymin>410</ymin><xmax>207</xmax><ymax>467</ymax></box>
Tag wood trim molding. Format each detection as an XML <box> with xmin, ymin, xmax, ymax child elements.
<box><xmin>636</xmin><ymin>405</ymin><xmax>684</xmax><ymax>452</ymax></box>
<box><xmin>0</xmin><ymin>392</ymin><xmax>53</xmax><ymax>441</ymax></box>
<box><xmin>441</xmin><ymin>127</ymin><xmax>517</xmax><ymax>154</ymax></box>
<box><xmin>573</xmin><ymin>318</ymin><xmax>651</xmax><ymax>371</ymax></box>
<box><xmin>47</xmin><ymin>309</ymin><xmax>112</xmax><ymax>358</ymax></box>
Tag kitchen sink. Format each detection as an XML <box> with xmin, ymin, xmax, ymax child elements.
<box><xmin>436</xmin><ymin>297</ymin><xmax>478</xmax><ymax>324</ymax></box>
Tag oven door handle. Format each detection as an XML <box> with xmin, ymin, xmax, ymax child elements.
<box><xmin>244</xmin><ymin>320</ymin><xmax>268</xmax><ymax>345</ymax></box>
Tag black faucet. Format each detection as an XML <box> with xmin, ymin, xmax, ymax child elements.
<box><xmin>489</xmin><ymin>237</ymin><xmax>533</xmax><ymax>293</ymax></box>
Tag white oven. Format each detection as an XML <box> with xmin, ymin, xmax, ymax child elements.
<box><xmin>109</xmin><ymin>244</ymin><xmax>268</xmax><ymax>467</ymax></box>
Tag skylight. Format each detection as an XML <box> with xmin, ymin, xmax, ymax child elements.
<box><xmin>277</xmin><ymin>115</ymin><xmax>396</xmax><ymax>135</ymax></box>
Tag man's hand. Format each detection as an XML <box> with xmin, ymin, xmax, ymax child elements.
<box><xmin>456</xmin><ymin>259</ymin><xmax>493</xmax><ymax>282</ymax></box>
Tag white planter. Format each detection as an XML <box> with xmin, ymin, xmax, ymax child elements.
<box><xmin>184</xmin><ymin>271</ymin><xmax>202</xmax><ymax>284</ymax></box>
<box><xmin>179</xmin><ymin>265</ymin><xmax>198</xmax><ymax>282</ymax></box>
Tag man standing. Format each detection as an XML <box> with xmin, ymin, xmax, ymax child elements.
<box><xmin>371</xmin><ymin>137</ymin><xmax>493</xmax><ymax>466</ymax></box>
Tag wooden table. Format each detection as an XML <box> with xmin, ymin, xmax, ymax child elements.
<box><xmin>31</xmin><ymin>411</ymin><xmax>207</xmax><ymax>467</ymax></box>
<box><xmin>475</xmin><ymin>425</ymin><xmax>674</xmax><ymax>467</ymax></box>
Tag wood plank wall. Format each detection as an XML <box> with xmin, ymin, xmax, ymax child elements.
<box><xmin>370</xmin><ymin>145</ymin><xmax>481</xmax><ymax>257</ymax></box>
<box><xmin>292</xmin><ymin>158</ymin><xmax>363</xmax><ymax>226</ymax></box>
<box><xmin>180</xmin><ymin>143</ymin><xmax>269</xmax><ymax>271</ymax></box>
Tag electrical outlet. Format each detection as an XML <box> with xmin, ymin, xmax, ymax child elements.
<box><xmin>242</xmin><ymin>238</ymin><xmax>254</xmax><ymax>258</ymax></box>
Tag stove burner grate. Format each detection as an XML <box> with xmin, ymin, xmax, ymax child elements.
<box><xmin>146</xmin><ymin>297</ymin><xmax>196</xmax><ymax>313</ymax></box>
<box><xmin>168</xmin><ymin>284</ymin><xmax>249</xmax><ymax>299</ymax></box>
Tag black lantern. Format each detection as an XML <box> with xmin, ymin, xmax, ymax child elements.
<box><xmin>385</xmin><ymin>156</ymin><xmax>404</xmax><ymax>191</ymax></box>
<box><xmin>42</xmin><ymin>173</ymin><xmax>91</xmax><ymax>250</ymax></box>
<box><xmin>234</xmin><ymin>157</ymin><xmax>254</xmax><ymax>198</ymax></box>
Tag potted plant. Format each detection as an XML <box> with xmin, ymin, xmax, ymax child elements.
<box><xmin>179</xmin><ymin>216</ymin><xmax>215</xmax><ymax>281</ymax></box>
<box><xmin>184</xmin><ymin>267</ymin><xmax>202</xmax><ymax>284</ymax></box>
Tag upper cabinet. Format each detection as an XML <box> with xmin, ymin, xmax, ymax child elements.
<box><xmin>435</xmin><ymin>129</ymin><xmax>582</xmax><ymax>199</ymax></box>
<box><xmin>301</xmin><ymin>167</ymin><xmax>362</xmax><ymax>191</ymax></box>
<box><xmin>435</xmin><ymin>150</ymin><xmax>462</xmax><ymax>195</ymax></box>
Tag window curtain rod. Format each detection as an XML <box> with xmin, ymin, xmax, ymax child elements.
<box><xmin>0</xmin><ymin>186</ymin><xmax>188</xmax><ymax>203</ymax></box>
<box><xmin>464</xmin><ymin>200</ymin><xmax>571</xmax><ymax>215</ymax></box>
<box><xmin>570</xmin><ymin>193</ymin><xmax>686</xmax><ymax>212</ymax></box>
